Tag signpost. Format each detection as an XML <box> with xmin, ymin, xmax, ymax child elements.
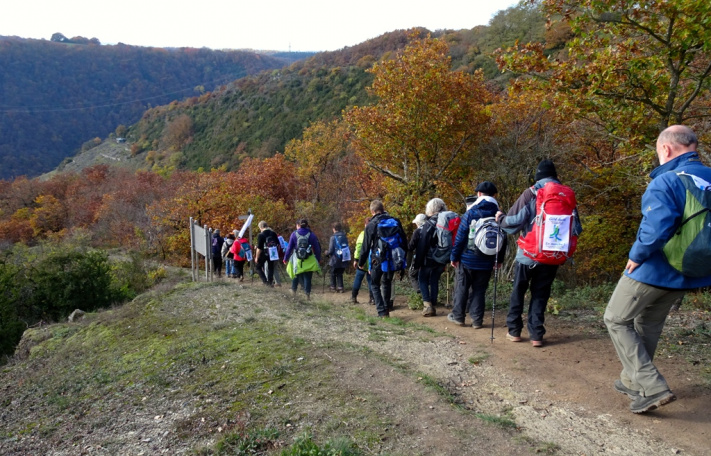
<box><xmin>189</xmin><ymin>217</ymin><xmax>211</xmax><ymax>282</ymax></box>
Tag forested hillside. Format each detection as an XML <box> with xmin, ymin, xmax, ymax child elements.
<box><xmin>0</xmin><ymin>35</ymin><xmax>308</xmax><ymax>179</ymax></box>
<box><xmin>124</xmin><ymin>5</ymin><xmax>550</xmax><ymax>172</ymax></box>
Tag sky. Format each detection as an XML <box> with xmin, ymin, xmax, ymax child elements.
<box><xmin>2</xmin><ymin>0</ymin><xmax>520</xmax><ymax>52</ymax></box>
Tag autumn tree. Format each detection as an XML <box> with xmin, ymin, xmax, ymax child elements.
<box><xmin>346</xmin><ymin>33</ymin><xmax>494</xmax><ymax>218</ymax></box>
<box><xmin>284</xmin><ymin>119</ymin><xmax>379</xmax><ymax>234</ymax></box>
<box><xmin>498</xmin><ymin>0</ymin><xmax>711</xmax><ymax>146</ymax></box>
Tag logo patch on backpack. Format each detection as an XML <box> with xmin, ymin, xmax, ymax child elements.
<box><xmin>517</xmin><ymin>182</ymin><xmax>578</xmax><ymax>265</ymax></box>
<box><xmin>663</xmin><ymin>172</ymin><xmax>711</xmax><ymax>277</ymax></box>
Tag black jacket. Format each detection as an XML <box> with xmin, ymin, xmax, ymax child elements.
<box><xmin>358</xmin><ymin>212</ymin><xmax>407</xmax><ymax>269</ymax></box>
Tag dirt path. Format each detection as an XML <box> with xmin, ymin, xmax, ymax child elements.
<box><xmin>317</xmin><ymin>287</ymin><xmax>711</xmax><ymax>455</ymax></box>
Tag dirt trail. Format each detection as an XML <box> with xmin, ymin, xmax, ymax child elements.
<box><xmin>319</xmin><ymin>287</ymin><xmax>711</xmax><ymax>455</ymax></box>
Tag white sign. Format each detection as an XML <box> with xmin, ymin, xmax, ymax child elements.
<box><xmin>278</xmin><ymin>235</ymin><xmax>288</xmax><ymax>250</ymax></box>
<box><xmin>542</xmin><ymin>215</ymin><xmax>572</xmax><ymax>253</ymax></box>
<box><xmin>268</xmin><ymin>246</ymin><xmax>279</xmax><ymax>261</ymax></box>
<box><xmin>193</xmin><ymin>224</ymin><xmax>209</xmax><ymax>257</ymax></box>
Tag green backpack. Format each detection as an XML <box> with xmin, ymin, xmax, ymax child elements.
<box><xmin>663</xmin><ymin>172</ymin><xmax>711</xmax><ymax>277</ymax></box>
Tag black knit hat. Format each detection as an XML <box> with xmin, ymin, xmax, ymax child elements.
<box><xmin>475</xmin><ymin>181</ymin><xmax>498</xmax><ymax>196</ymax></box>
<box><xmin>534</xmin><ymin>159</ymin><xmax>557</xmax><ymax>181</ymax></box>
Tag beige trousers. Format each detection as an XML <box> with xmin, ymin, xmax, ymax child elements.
<box><xmin>603</xmin><ymin>275</ymin><xmax>685</xmax><ymax>396</ymax></box>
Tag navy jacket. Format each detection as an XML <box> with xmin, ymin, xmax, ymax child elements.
<box><xmin>450</xmin><ymin>197</ymin><xmax>507</xmax><ymax>270</ymax></box>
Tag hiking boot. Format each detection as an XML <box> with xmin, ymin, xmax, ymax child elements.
<box><xmin>422</xmin><ymin>302</ymin><xmax>436</xmax><ymax>317</ymax></box>
<box><xmin>350</xmin><ymin>296</ymin><xmax>359</xmax><ymax>304</ymax></box>
<box><xmin>329</xmin><ymin>286</ymin><xmax>336</xmax><ymax>292</ymax></box>
<box><xmin>378</xmin><ymin>313</ymin><xmax>390</xmax><ymax>318</ymax></box>
<box><xmin>447</xmin><ymin>313</ymin><xmax>465</xmax><ymax>326</ymax></box>
<box><xmin>471</xmin><ymin>323</ymin><xmax>483</xmax><ymax>329</ymax></box>
<box><xmin>305</xmin><ymin>293</ymin><xmax>311</xmax><ymax>301</ymax></box>
<box><xmin>614</xmin><ymin>380</ymin><xmax>640</xmax><ymax>399</ymax></box>
<box><xmin>629</xmin><ymin>390</ymin><xmax>676</xmax><ymax>414</ymax></box>
<box><xmin>506</xmin><ymin>333</ymin><xmax>522</xmax><ymax>342</ymax></box>
<box><xmin>531</xmin><ymin>340</ymin><xmax>543</xmax><ymax>348</ymax></box>
<box><xmin>290</xmin><ymin>289</ymin><xmax>296</xmax><ymax>296</ymax></box>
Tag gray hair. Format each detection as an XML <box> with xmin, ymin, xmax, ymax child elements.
<box><xmin>258</xmin><ymin>220</ymin><xmax>268</xmax><ymax>230</ymax></box>
<box><xmin>659</xmin><ymin>125</ymin><xmax>698</xmax><ymax>148</ymax></box>
<box><xmin>425</xmin><ymin>198</ymin><xmax>447</xmax><ymax>217</ymax></box>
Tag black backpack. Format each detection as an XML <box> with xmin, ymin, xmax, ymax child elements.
<box><xmin>265</xmin><ymin>231</ymin><xmax>279</xmax><ymax>249</ymax></box>
<box><xmin>295</xmin><ymin>232</ymin><xmax>313</xmax><ymax>260</ymax></box>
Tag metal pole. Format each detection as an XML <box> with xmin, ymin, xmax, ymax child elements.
<box><xmin>490</xmin><ymin>226</ymin><xmax>502</xmax><ymax>344</ymax></box>
<box><xmin>205</xmin><ymin>224</ymin><xmax>210</xmax><ymax>282</ymax></box>
<box><xmin>189</xmin><ymin>217</ymin><xmax>196</xmax><ymax>282</ymax></box>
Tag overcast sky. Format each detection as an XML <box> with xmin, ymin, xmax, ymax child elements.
<box><xmin>2</xmin><ymin>0</ymin><xmax>520</xmax><ymax>52</ymax></box>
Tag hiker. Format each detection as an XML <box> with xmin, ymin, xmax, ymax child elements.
<box><xmin>448</xmin><ymin>182</ymin><xmax>507</xmax><ymax>328</ymax></box>
<box><xmin>222</xmin><ymin>233</ymin><xmax>236</xmax><ymax>278</ymax></box>
<box><xmin>415</xmin><ymin>198</ymin><xmax>459</xmax><ymax>317</ymax></box>
<box><xmin>359</xmin><ymin>200</ymin><xmax>407</xmax><ymax>317</ymax></box>
<box><xmin>283</xmin><ymin>218</ymin><xmax>321</xmax><ymax>300</ymax></box>
<box><xmin>496</xmin><ymin>159</ymin><xmax>582</xmax><ymax>347</ymax></box>
<box><xmin>230</xmin><ymin>234</ymin><xmax>252</xmax><ymax>281</ymax></box>
<box><xmin>351</xmin><ymin>217</ymin><xmax>373</xmax><ymax>304</ymax></box>
<box><xmin>327</xmin><ymin>222</ymin><xmax>350</xmax><ymax>293</ymax></box>
<box><xmin>211</xmin><ymin>229</ymin><xmax>224</xmax><ymax>278</ymax></box>
<box><xmin>408</xmin><ymin>214</ymin><xmax>426</xmax><ymax>295</ymax></box>
<box><xmin>255</xmin><ymin>221</ymin><xmax>280</xmax><ymax>287</ymax></box>
<box><xmin>604</xmin><ymin>125</ymin><xmax>711</xmax><ymax>414</ymax></box>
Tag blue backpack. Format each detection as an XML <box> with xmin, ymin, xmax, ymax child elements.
<box><xmin>374</xmin><ymin>217</ymin><xmax>406</xmax><ymax>272</ymax></box>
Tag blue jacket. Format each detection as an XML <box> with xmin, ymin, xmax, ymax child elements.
<box><xmin>627</xmin><ymin>151</ymin><xmax>711</xmax><ymax>289</ymax></box>
<box><xmin>450</xmin><ymin>197</ymin><xmax>507</xmax><ymax>270</ymax></box>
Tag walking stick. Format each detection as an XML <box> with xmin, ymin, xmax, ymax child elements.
<box><xmin>322</xmin><ymin>262</ymin><xmax>328</xmax><ymax>293</ymax></box>
<box><xmin>490</xmin><ymin>225</ymin><xmax>502</xmax><ymax>344</ymax></box>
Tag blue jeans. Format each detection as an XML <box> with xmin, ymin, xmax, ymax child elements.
<box><xmin>418</xmin><ymin>263</ymin><xmax>445</xmax><ymax>305</ymax></box>
<box><xmin>450</xmin><ymin>264</ymin><xmax>492</xmax><ymax>325</ymax></box>
<box><xmin>225</xmin><ymin>259</ymin><xmax>236</xmax><ymax>276</ymax></box>
<box><xmin>292</xmin><ymin>271</ymin><xmax>313</xmax><ymax>294</ymax></box>
<box><xmin>506</xmin><ymin>262</ymin><xmax>558</xmax><ymax>340</ymax></box>
<box><xmin>352</xmin><ymin>267</ymin><xmax>372</xmax><ymax>298</ymax></box>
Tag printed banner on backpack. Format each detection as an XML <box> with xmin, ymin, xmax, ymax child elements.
<box><xmin>339</xmin><ymin>245</ymin><xmax>351</xmax><ymax>262</ymax></box>
<box><xmin>268</xmin><ymin>246</ymin><xmax>279</xmax><ymax>261</ymax></box>
<box><xmin>542</xmin><ymin>215</ymin><xmax>572</xmax><ymax>252</ymax></box>
<box><xmin>278</xmin><ymin>235</ymin><xmax>288</xmax><ymax>250</ymax></box>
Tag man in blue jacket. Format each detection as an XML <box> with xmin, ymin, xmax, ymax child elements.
<box><xmin>605</xmin><ymin>125</ymin><xmax>711</xmax><ymax>414</ymax></box>
<box><xmin>448</xmin><ymin>182</ymin><xmax>507</xmax><ymax>328</ymax></box>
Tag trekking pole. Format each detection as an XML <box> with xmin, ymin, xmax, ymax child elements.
<box><xmin>322</xmin><ymin>263</ymin><xmax>328</xmax><ymax>293</ymax></box>
<box><xmin>491</xmin><ymin>226</ymin><xmax>502</xmax><ymax>344</ymax></box>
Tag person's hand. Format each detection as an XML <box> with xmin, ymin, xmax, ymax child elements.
<box><xmin>625</xmin><ymin>259</ymin><xmax>640</xmax><ymax>273</ymax></box>
<box><xmin>495</xmin><ymin>211</ymin><xmax>504</xmax><ymax>223</ymax></box>
<box><xmin>451</xmin><ymin>261</ymin><xmax>459</xmax><ymax>268</ymax></box>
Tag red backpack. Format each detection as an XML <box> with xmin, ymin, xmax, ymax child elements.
<box><xmin>517</xmin><ymin>182</ymin><xmax>578</xmax><ymax>265</ymax></box>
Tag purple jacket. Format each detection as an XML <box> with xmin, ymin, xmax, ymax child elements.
<box><xmin>284</xmin><ymin>227</ymin><xmax>321</xmax><ymax>262</ymax></box>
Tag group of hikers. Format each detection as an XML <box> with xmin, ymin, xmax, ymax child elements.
<box><xmin>208</xmin><ymin>125</ymin><xmax>711</xmax><ymax>415</ymax></box>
